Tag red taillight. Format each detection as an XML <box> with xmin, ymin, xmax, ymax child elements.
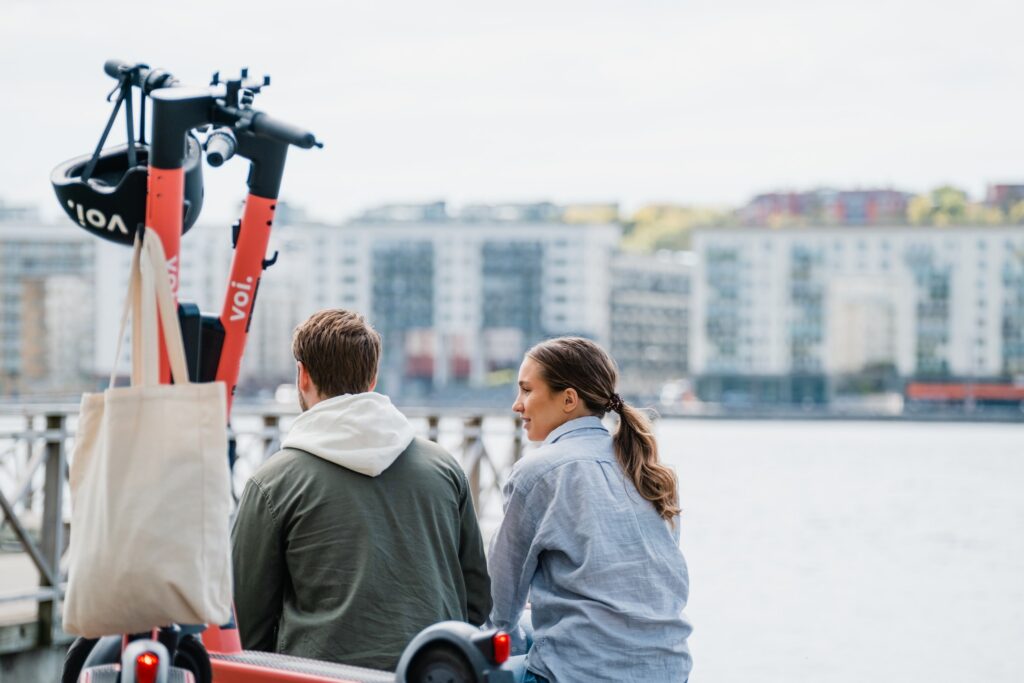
<box><xmin>136</xmin><ymin>651</ymin><xmax>159</xmax><ymax>683</ymax></box>
<box><xmin>492</xmin><ymin>631</ymin><xmax>511</xmax><ymax>664</ymax></box>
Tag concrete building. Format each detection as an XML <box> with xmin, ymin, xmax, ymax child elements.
<box><xmin>740</xmin><ymin>189</ymin><xmax>913</xmax><ymax>227</ymax></box>
<box><xmin>292</xmin><ymin>203</ymin><xmax>620</xmax><ymax>399</ymax></box>
<box><xmin>0</xmin><ymin>213</ymin><xmax>95</xmax><ymax>396</ymax></box>
<box><xmin>691</xmin><ymin>226</ymin><xmax>1024</xmax><ymax>403</ymax></box>
<box><xmin>985</xmin><ymin>184</ymin><xmax>1024</xmax><ymax>212</ymax></box>
<box><xmin>94</xmin><ymin>202</ymin><xmax>621</xmax><ymax>401</ymax></box>
<box><xmin>610</xmin><ymin>251</ymin><xmax>692</xmax><ymax>400</ymax></box>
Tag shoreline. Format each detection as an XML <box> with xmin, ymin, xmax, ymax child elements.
<box><xmin>652</xmin><ymin>408</ymin><xmax>1024</xmax><ymax>424</ymax></box>
<box><xmin>0</xmin><ymin>400</ymin><xmax>1021</xmax><ymax>424</ymax></box>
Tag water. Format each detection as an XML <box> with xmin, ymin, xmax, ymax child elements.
<box><xmin>659</xmin><ymin>419</ymin><xmax>1024</xmax><ymax>683</ymax></box>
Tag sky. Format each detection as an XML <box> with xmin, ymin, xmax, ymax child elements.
<box><xmin>3</xmin><ymin>0</ymin><xmax>1024</xmax><ymax>223</ymax></box>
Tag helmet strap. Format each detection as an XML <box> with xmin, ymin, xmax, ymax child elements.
<box><xmin>123</xmin><ymin>81</ymin><xmax>137</xmax><ymax>168</ymax></box>
<box><xmin>138</xmin><ymin>85</ymin><xmax>147</xmax><ymax>146</ymax></box>
<box><xmin>81</xmin><ymin>68</ymin><xmax>146</xmax><ymax>182</ymax></box>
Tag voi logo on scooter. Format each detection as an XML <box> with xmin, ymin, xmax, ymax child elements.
<box><xmin>229</xmin><ymin>275</ymin><xmax>254</xmax><ymax>322</ymax></box>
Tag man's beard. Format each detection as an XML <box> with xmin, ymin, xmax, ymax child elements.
<box><xmin>298</xmin><ymin>387</ymin><xmax>308</xmax><ymax>412</ymax></box>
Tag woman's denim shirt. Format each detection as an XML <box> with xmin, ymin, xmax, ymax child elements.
<box><xmin>488</xmin><ymin>416</ymin><xmax>692</xmax><ymax>683</ymax></box>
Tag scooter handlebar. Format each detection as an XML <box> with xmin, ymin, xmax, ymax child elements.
<box><xmin>249</xmin><ymin>112</ymin><xmax>321</xmax><ymax>149</ymax></box>
<box><xmin>104</xmin><ymin>59</ymin><xmax>134</xmax><ymax>79</ymax></box>
<box><xmin>104</xmin><ymin>59</ymin><xmax>177</xmax><ymax>93</ymax></box>
<box><xmin>104</xmin><ymin>59</ymin><xmax>320</xmax><ymax>149</ymax></box>
<box><xmin>103</xmin><ymin>59</ymin><xmax>152</xmax><ymax>85</ymax></box>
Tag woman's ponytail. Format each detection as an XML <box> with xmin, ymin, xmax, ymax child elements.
<box><xmin>612</xmin><ymin>401</ymin><xmax>680</xmax><ymax>522</ymax></box>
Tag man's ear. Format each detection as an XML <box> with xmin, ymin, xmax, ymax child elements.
<box><xmin>369</xmin><ymin>376</ymin><xmax>378</xmax><ymax>392</ymax></box>
<box><xmin>297</xmin><ymin>361</ymin><xmax>311</xmax><ymax>392</ymax></box>
<box><xmin>563</xmin><ymin>387</ymin><xmax>579</xmax><ymax>413</ymax></box>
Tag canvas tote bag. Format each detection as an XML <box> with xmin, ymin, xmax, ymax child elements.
<box><xmin>63</xmin><ymin>231</ymin><xmax>233</xmax><ymax>637</ymax></box>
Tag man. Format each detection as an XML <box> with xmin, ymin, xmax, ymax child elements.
<box><xmin>231</xmin><ymin>309</ymin><xmax>491</xmax><ymax>670</ymax></box>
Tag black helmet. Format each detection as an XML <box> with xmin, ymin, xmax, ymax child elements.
<box><xmin>51</xmin><ymin>62</ymin><xmax>204</xmax><ymax>246</ymax></box>
<box><xmin>51</xmin><ymin>138</ymin><xmax>203</xmax><ymax>246</ymax></box>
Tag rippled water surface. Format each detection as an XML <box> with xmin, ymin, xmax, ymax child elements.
<box><xmin>657</xmin><ymin>419</ymin><xmax>1024</xmax><ymax>683</ymax></box>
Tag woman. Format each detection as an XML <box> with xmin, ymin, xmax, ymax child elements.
<box><xmin>489</xmin><ymin>337</ymin><xmax>692</xmax><ymax>683</ymax></box>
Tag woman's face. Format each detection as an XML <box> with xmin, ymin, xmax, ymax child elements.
<box><xmin>513</xmin><ymin>356</ymin><xmax>571</xmax><ymax>441</ymax></box>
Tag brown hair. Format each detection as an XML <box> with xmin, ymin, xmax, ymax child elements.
<box><xmin>526</xmin><ymin>336</ymin><xmax>681</xmax><ymax>521</ymax></box>
<box><xmin>292</xmin><ymin>309</ymin><xmax>381</xmax><ymax>397</ymax></box>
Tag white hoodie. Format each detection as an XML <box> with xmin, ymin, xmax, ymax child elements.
<box><xmin>280</xmin><ymin>392</ymin><xmax>415</xmax><ymax>477</ymax></box>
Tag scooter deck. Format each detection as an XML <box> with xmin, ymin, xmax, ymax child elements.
<box><xmin>210</xmin><ymin>651</ymin><xmax>395</xmax><ymax>683</ymax></box>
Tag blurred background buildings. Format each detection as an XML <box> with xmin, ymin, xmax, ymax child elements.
<box><xmin>3</xmin><ymin>186</ymin><xmax>1024</xmax><ymax>412</ymax></box>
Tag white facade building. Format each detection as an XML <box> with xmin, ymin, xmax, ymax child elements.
<box><xmin>94</xmin><ymin>208</ymin><xmax>621</xmax><ymax>397</ymax></box>
<box><xmin>610</xmin><ymin>251</ymin><xmax>693</xmax><ymax>398</ymax></box>
<box><xmin>691</xmin><ymin>227</ymin><xmax>1024</xmax><ymax>381</ymax></box>
<box><xmin>0</xmin><ymin>217</ymin><xmax>94</xmax><ymax>395</ymax></box>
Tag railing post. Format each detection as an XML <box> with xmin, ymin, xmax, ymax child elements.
<box><xmin>38</xmin><ymin>412</ymin><xmax>66</xmax><ymax>645</ymax></box>
<box><xmin>427</xmin><ymin>415</ymin><xmax>440</xmax><ymax>442</ymax></box>
<box><xmin>463</xmin><ymin>416</ymin><xmax>483</xmax><ymax>511</ymax></box>
<box><xmin>263</xmin><ymin>413</ymin><xmax>280</xmax><ymax>461</ymax></box>
<box><xmin>23</xmin><ymin>413</ymin><xmax>36</xmax><ymax>513</ymax></box>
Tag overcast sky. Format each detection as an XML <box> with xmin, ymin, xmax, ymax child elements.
<box><xmin>4</xmin><ymin>0</ymin><xmax>1024</xmax><ymax>223</ymax></box>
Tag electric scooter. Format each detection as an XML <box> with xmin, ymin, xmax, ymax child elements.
<box><xmin>53</xmin><ymin>59</ymin><xmax>513</xmax><ymax>683</ymax></box>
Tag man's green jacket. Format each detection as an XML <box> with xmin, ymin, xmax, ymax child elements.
<box><xmin>231</xmin><ymin>393</ymin><xmax>492</xmax><ymax>671</ymax></box>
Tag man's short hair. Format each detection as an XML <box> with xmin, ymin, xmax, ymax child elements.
<box><xmin>292</xmin><ymin>309</ymin><xmax>381</xmax><ymax>397</ymax></box>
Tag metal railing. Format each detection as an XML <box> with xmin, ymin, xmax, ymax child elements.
<box><xmin>0</xmin><ymin>407</ymin><xmax>74</xmax><ymax>650</ymax></box>
<box><xmin>0</xmin><ymin>403</ymin><xmax>523</xmax><ymax>651</ymax></box>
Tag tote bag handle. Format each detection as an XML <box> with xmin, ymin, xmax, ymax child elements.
<box><xmin>108</xmin><ymin>231</ymin><xmax>191</xmax><ymax>388</ymax></box>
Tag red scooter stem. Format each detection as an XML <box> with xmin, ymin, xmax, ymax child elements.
<box><xmin>144</xmin><ymin>165</ymin><xmax>184</xmax><ymax>382</ymax></box>
<box><xmin>215</xmin><ymin>194</ymin><xmax>277</xmax><ymax>415</ymax></box>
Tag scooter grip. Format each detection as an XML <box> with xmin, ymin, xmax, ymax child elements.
<box><xmin>104</xmin><ymin>59</ymin><xmax>134</xmax><ymax>79</ymax></box>
<box><xmin>250</xmin><ymin>112</ymin><xmax>320</xmax><ymax>149</ymax></box>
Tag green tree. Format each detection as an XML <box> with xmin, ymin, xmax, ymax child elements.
<box><xmin>907</xmin><ymin>194</ymin><xmax>933</xmax><ymax>225</ymax></box>
<box><xmin>1009</xmin><ymin>200</ymin><xmax>1024</xmax><ymax>224</ymax></box>
<box><xmin>622</xmin><ymin>204</ymin><xmax>733</xmax><ymax>251</ymax></box>
<box><xmin>965</xmin><ymin>203</ymin><xmax>1004</xmax><ymax>225</ymax></box>
<box><xmin>932</xmin><ymin>186</ymin><xmax>969</xmax><ymax>225</ymax></box>
<box><xmin>906</xmin><ymin>186</ymin><xmax>988</xmax><ymax>226</ymax></box>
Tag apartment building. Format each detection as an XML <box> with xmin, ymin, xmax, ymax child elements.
<box><xmin>0</xmin><ymin>210</ymin><xmax>94</xmax><ymax>395</ymax></box>
<box><xmin>94</xmin><ymin>202</ymin><xmax>621</xmax><ymax>399</ymax></box>
<box><xmin>691</xmin><ymin>226</ymin><xmax>1024</xmax><ymax>403</ymax></box>
<box><xmin>610</xmin><ymin>251</ymin><xmax>692</xmax><ymax>399</ymax></box>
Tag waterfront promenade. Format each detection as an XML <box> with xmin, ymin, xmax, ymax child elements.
<box><xmin>0</xmin><ymin>404</ymin><xmax>520</xmax><ymax>672</ymax></box>
<box><xmin>3</xmin><ymin>408</ymin><xmax>1023</xmax><ymax>682</ymax></box>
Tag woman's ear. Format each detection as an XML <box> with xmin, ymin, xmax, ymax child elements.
<box><xmin>563</xmin><ymin>387</ymin><xmax>579</xmax><ymax>413</ymax></box>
